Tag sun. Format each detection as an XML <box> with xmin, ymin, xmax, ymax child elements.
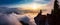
<box><xmin>19</xmin><ymin>3</ymin><xmax>47</xmax><ymax>11</ymax></box>
<box><xmin>31</xmin><ymin>3</ymin><xmax>39</xmax><ymax>10</ymax></box>
<box><xmin>32</xmin><ymin>3</ymin><xmax>37</xmax><ymax>9</ymax></box>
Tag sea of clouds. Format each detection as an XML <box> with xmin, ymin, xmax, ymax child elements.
<box><xmin>0</xmin><ymin>7</ymin><xmax>36</xmax><ymax>25</ymax></box>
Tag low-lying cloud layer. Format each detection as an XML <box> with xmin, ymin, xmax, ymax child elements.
<box><xmin>0</xmin><ymin>7</ymin><xmax>37</xmax><ymax>25</ymax></box>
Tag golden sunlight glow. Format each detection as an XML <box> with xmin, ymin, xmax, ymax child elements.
<box><xmin>19</xmin><ymin>3</ymin><xmax>47</xmax><ymax>11</ymax></box>
<box><xmin>32</xmin><ymin>3</ymin><xmax>38</xmax><ymax>10</ymax></box>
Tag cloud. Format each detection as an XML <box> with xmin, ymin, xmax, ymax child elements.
<box><xmin>0</xmin><ymin>0</ymin><xmax>51</xmax><ymax>7</ymax></box>
<box><xmin>58</xmin><ymin>0</ymin><xmax>60</xmax><ymax>5</ymax></box>
<box><xmin>34</xmin><ymin>0</ymin><xmax>51</xmax><ymax>4</ymax></box>
<box><xmin>0</xmin><ymin>7</ymin><xmax>35</xmax><ymax>25</ymax></box>
<box><xmin>42</xmin><ymin>0</ymin><xmax>60</xmax><ymax>14</ymax></box>
<box><xmin>0</xmin><ymin>13</ymin><xmax>22</xmax><ymax>25</ymax></box>
<box><xmin>13</xmin><ymin>13</ymin><xmax>37</xmax><ymax>25</ymax></box>
<box><xmin>40</xmin><ymin>0</ymin><xmax>55</xmax><ymax>15</ymax></box>
<box><xmin>0</xmin><ymin>7</ymin><xmax>24</xmax><ymax>14</ymax></box>
<box><xmin>0</xmin><ymin>0</ymin><xmax>33</xmax><ymax>6</ymax></box>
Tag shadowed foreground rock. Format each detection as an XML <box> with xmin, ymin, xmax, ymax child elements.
<box><xmin>34</xmin><ymin>10</ymin><xmax>47</xmax><ymax>25</ymax></box>
<box><xmin>34</xmin><ymin>0</ymin><xmax>60</xmax><ymax>25</ymax></box>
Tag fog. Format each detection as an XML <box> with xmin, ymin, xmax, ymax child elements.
<box><xmin>0</xmin><ymin>7</ymin><xmax>37</xmax><ymax>25</ymax></box>
<box><xmin>0</xmin><ymin>13</ymin><xmax>22</xmax><ymax>25</ymax></box>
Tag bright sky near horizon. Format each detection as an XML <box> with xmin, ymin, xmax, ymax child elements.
<box><xmin>0</xmin><ymin>0</ymin><xmax>60</xmax><ymax>15</ymax></box>
<box><xmin>0</xmin><ymin>0</ymin><xmax>51</xmax><ymax>7</ymax></box>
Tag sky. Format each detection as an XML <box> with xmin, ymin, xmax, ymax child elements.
<box><xmin>0</xmin><ymin>0</ymin><xmax>60</xmax><ymax>25</ymax></box>
<box><xmin>0</xmin><ymin>0</ymin><xmax>32</xmax><ymax>5</ymax></box>
<box><xmin>0</xmin><ymin>0</ymin><xmax>51</xmax><ymax>7</ymax></box>
<box><xmin>0</xmin><ymin>0</ymin><xmax>50</xmax><ymax>5</ymax></box>
<box><xmin>0</xmin><ymin>0</ymin><xmax>60</xmax><ymax>15</ymax></box>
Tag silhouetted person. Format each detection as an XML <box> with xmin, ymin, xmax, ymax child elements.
<box><xmin>34</xmin><ymin>10</ymin><xmax>47</xmax><ymax>25</ymax></box>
